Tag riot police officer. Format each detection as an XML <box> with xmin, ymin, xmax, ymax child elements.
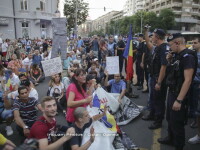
<box><xmin>158</xmin><ymin>33</ymin><xmax>197</xmax><ymax>150</ymax></box>
<box><xmin>142</xmin><ymin>29</ymin><xmax>168</xmax><ymax>130</ymax></box>
<box><xmin>135</xmin><ymin>34</ymin><xmax>146</xmax><ymax>90</ymax></box>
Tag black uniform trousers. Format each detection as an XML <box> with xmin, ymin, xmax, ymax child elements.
<box><xmin>166</xmin><ymin>91</ymin><xmax>187</xmax><ymax>149</ymax></box>
<box><xmin>149</xmin><ymin>76</ymin><xmax>167</xmax><ymax>122</ymax></box>
<box><xmin>136</xmin><ymin>60</ymin><xmax>144</xmax><ymax>86</ymax></box>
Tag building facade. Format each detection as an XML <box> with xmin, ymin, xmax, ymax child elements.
<box><xmin>91</xmin><ymin>11</ymin><xmax>120</xmax><ymax>33</ymax></box>
<box><xmin>0</xmin><ymin>0</ymin><xmax>58</xmax><ymax>39</ymax></box>
<box><xmin>77</xmin><ymin>20</ymin><xmax>93</xmax><ymax>37</ymax></box>
<box><xmin>123</xmin><ymin>0</ymin><xmax>145</xmax><ymax>16</ymax></box>
<box><xmin>144</xmin><ymin>0</ymin><xmax>200</xmax><ymax>32</ymax></box>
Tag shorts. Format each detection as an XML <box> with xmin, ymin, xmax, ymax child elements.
<box><xmin>1</xmin><ymin>109</ymin><xmax>13</xmax><ymax>120</ymax></box>
<box><xmin>2</xmin><ymin>52</ymin><xmax>7</xmax><ymax>56</ymax></box>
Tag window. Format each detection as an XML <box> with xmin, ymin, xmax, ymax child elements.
<box><xmin>40</xmin><ymin>24</ymin><xmax>47</xmax><ymax>39</ymax></box>
<box><xmin>40</xmin><ymin>0</ymin><xmax>46</xmax><ymax>11</ymax></box>
<box><xmin>22</xmin><ymin>22</ymin><xmax>29</xmax><ymax>38</ymax></box>
<box><xmin>21</xmin><ymin>0</ymin><xmax>28</xmax><ymax>10</ymax></box>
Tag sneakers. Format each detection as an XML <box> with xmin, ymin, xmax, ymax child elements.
<box><xmin>5</xmin><ymin>126</ymin><xmax>13</xmax><ymax>136</ymax></box>
<box><xmin>188</xmin><ymin>135</ymin><xmax>200</xmax><ymax>144</ymax></box>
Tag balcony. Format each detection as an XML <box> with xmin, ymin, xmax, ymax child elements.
<box><xmin>175</xmin><ymin>17</ymin><xmax>198</xmax><ymax>23</ymax></box>
<box><xmin>33</xmin><ymin>11</ymin><xmax>56</xmax><ymax>20</ymax></box>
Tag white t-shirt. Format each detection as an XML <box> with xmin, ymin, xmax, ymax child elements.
<box><xmin>22</xmin><ymin>57</ymin><xmax>32</xmax><ymax>70</ymax></box>
<box><xmin>2</xmin><ymin>42</ymin><xmax>8</xmax><ymax>52</ymax></box>
<box><xmin>29</xmin><ymin>88</ymin><xmax>39</xmax><ymax>101</ymax></box>
<box><xmin>49</xmin><ymin>83</ymin><xmax>64</xmax><ymax>97</ymax></box>
<box><xmin>10</xmin><ymin>73</ymin><xmax>20</xmax><ymax>86</ymax></box>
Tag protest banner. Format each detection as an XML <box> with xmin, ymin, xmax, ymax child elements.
<box><xmin>106</xmin><ymin>56</ymin><xmax>119</xmax><ymax>75</ymax></box>
<box><xmin>41</xmin><ymin>57</ymin><xmax>63</xmax><ymax>77</ymax></box>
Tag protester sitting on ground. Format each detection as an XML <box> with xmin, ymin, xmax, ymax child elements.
<box><xmin>29</xmin><ymin>96</ymin><xmax>75</xmax><ymax>150</ymax></box>
<box><xmin>104</xmin><ymin>71</ymin><xmax>126</xmax><ymax>103</ymax></box>
<box><xmin>13</xmin><ymin>86</ymin><xmax>42</xmax><ymax>142</ymax></box>
<box><xmin>22</xmin><ymin>53</ymin><xmax>32</xmax><ymax>75</ymax></box>
<box><xmin>1</xmin><ymin>91</ymin><xmax>14</xmax><ymax>136</ymax></box>
<box><xmin>18</xmin><ymin>73</ymin><xmax>34</xmax><ymax>88</ymax></box>
<box><xmin>7</xmin><ymin>54</ymin><xmax>22</xmax><ymax>75</ymax></box>
<box><xmin>48</xmin><ymin>73</ymin><xmax>66</xmax><ymax>115</ymax></box>
<box><xmin>41</xmin><ymin>50</ymin><xmax>50</xmax><ymax>61</ymax></box>
<box><xmin>88</xmin><ymin>70</ymin><xmax>101</xmax><ymax>84</ymax></box>
<box><xmin>5</xmin><ymin>69</ymin><xmax>20</xmax><ymax>92</ymax></box>
<box><xmin>66</xmin><ymin>68</ymin><xmax>93</xmax><ymax>125</ymax></box>
<box><xmin>29</xmin><ymin>64</ymin><xmax>45</xmax><ymax>85</ymax></box>
<box><xmin>70</xmin><ymin>106</ymin><xmax>107</xmax><ymax>150</ymax></box>
<box><xmin>0</xmin><ymin>133</ymin><xmax>16</xmax><ymax>149</ymax></box>
<box><xmin>88</xmin><ymin>61</ymin><xmax>100</xmax><ymax>77</ymax></box>
<box><xmin>63</xmin><ymin>51</ymin><xmax>72</xmax><ymax>70</ymax></box>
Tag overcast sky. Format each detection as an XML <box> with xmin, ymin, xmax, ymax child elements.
<box><xmin>86</xmin><ymin>0</ymin><xmax>125</xmax><ymax>20</ymax></box>
<box><xmin>59</xmin><ymin>0</ymin><xmax>126</xmax><ymax>20</ymax></box>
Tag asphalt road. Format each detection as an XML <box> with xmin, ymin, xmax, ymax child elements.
<box><xmin>0</xmin><ymin>77</ymin><xmax>200</xmax><ymax>150</ymax></box>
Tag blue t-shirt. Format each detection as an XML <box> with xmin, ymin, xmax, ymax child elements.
<box><xmin>63</xmin><ymin>57</ymin><xmax>72</xmax><ymax>69</ymax></box>
<box><xmin>108</xmin><ymin>79</ymin><xmax>126</xmax><ymax>93</ymax></box>
<box><xmin>193</xmin><ymin>52</ymin><xmax>200</xmax><ymax>83</ymax></box>
<box><xmin>77</xmin><ymin>39</ymin><xmax>84</xmax><ymax>48</ymax></box>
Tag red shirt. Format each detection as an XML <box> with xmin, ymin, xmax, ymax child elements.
<box><xmin>66</xmin><ymin>83</ymin><xmax>89</xmax><ymax>123</ymax></box>
<box><xmin>29</xmin><ymin>116</ymin><xmax>56</xmax><ymax>143</ymax></box>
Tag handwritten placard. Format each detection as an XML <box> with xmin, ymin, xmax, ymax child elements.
<box><xmin>106</xmin><ymin>56</ymin><xmax>119</xmax><ymax>75</ymax></box>
<box><xmin>41</xmin><ymin>57</ymin><xmax>63</xmax><ymax>77</ymax></box>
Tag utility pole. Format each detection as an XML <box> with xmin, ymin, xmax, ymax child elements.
<box><xmin>74</xmin><ymin>0</ymin><xmax>78</xmax><ymax>38</ymax></box>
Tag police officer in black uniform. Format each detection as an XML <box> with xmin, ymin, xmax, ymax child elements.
<box><xmin>158</xmin><ymin>33</ymin><xmax>197</xmax><ymax>150</ymax></box>
<box><xmin>135</xmin><ymin>34</ymin><xmax>146</xmax><ymax>90</ymax></box>
<box><xmin>142</xmin><ymin>29</ymin><xmax>169</xmax><ymax>130</ymax></box>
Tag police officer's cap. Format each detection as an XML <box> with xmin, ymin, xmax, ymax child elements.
<box><xmin>167</xmin><ymin>33</ymin><xmax>183</xmax><ymax>42</ymax></box>
<box><xmin>153</xmin><ymin>29</ymin><xmax>166</xmax><ymax>37</ymax></box>
<box><xmin>138</xmin><ymin>34</ymin><xmax>143</xmax><ymax>37</ymax></box>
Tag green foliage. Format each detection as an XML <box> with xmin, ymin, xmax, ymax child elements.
<box><xmin>88</xmin><ymin>29</ymin><xmax>104</xmax><ymax>37</ymax></box>
<box><xmin>102</xmin><ymin>8</ymin><xmax>175</xmax><ymax>36</ymax></box>
<box><xmin>158</xmin><ymin>8</ymin><xmax>176</xmax><ymax>31</ymax></box>
<box><xmin>64</xmin><ymin>0</ymin><xmax>89</xmax><ymax>31</ymax></box>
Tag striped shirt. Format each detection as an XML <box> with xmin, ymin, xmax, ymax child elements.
<box><xmin>13</xmin><ymin>97</ymin><xmax>39</xmax><ymax>126</ymax></box>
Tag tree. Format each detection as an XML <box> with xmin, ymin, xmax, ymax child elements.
<box><xmin>158</xmin><ymin>8</ymin><xmax>176</xmax><ymax>31</ymax></box>
<box><xmin>64</xmin><ymin>0</ymin><xmax>89</xmax><ymax>31</ymax></box>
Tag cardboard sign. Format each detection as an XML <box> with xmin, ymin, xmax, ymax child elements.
<box><xmin>106</xmin><ymin>56</ymin><xmax>119</xmax><ymax>75</ymax></box>
<box><xmin>41</xmin><ymin>57</ymin><xmax>63</xmax><ymax>77</ymax></box>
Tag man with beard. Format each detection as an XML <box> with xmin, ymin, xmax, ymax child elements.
<box><xmin>29</xmin><ymin>96</ymin><xmax>75</xmax><ymax>150</ymax></box>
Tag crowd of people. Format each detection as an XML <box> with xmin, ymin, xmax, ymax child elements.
<box><xmin>0</xmin><ymin>27</ymin><xmax>200</xmax><ymax>150</ymax></box>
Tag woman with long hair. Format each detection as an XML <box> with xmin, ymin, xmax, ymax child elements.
<box><xmin>7</xmin><ymin>54</ymin><xmax>22</xmax><ymax>75</ymax></box>
<box><xmin>29</xmin><ymin>64</ymin><xmax>45</xmax><ymax>85</ymax></box>
<box><xmin>48</xmin><ymin>73</ymin><xmax>66</xmax><ymax>115</ymax></box>
<box><xmin>66</xmin><ymin>68</ymin><xmax>93</xmax><ymax>125</ymax></box>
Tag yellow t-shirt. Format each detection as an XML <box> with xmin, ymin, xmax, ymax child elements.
<box><xmin>0</xmin><ymin>133</ymin><xmax>7</xmax><ymax>145</ymax></box>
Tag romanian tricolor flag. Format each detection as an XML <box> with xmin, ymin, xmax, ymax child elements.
<box><xmin>123</xmin><ymin>25</ymin><xmax>133</xmax><ymax>81</ymax></box>
<box><xmin>93</xmin><ymin>94</ymin><xmax>117</xmax><ymax>132</ymax></box>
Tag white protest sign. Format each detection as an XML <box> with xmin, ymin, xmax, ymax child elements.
<box><xmin>106</xmin><ymin>56</ymin><xmax>119</xmax><ymax>75</ymax></box>
<box><xmin>41</xmin><ymin>57</ymin><xmax>63</xmax><ymax>77</ymax></box>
